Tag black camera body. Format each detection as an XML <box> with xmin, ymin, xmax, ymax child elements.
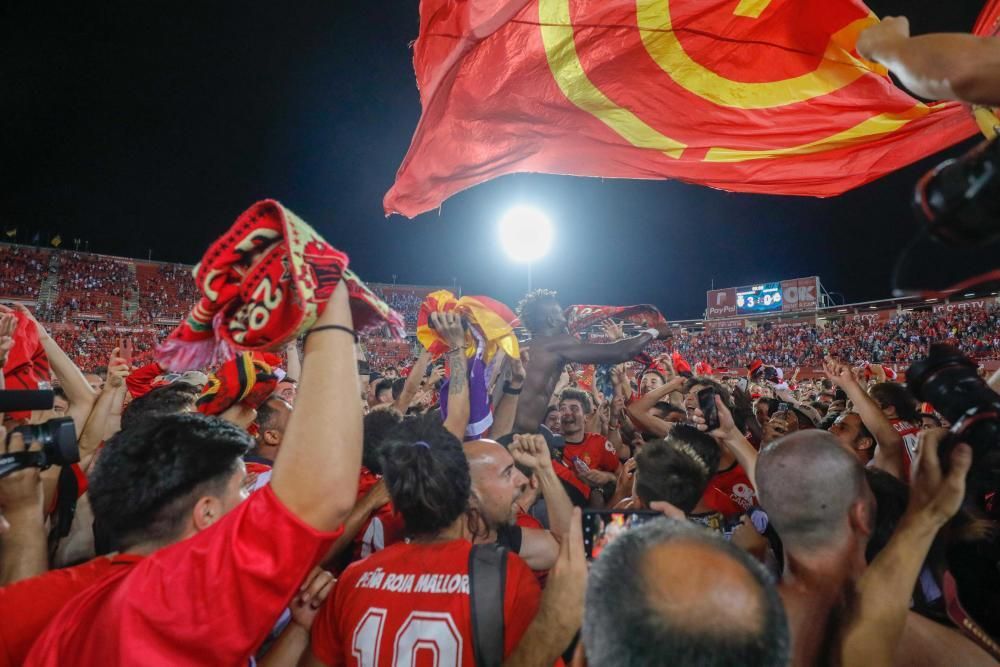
<box><xmin>907</xmin><ymin>344</ymin><xmax>1000</xmax><ymax>503</ymax></box>
<box><xmin>0</xmin><ymin>388</ymin><xmax>79</xmax><ymax>480</ymax></box>
<box><xmin>915</xmin><ymin>137</ymin><xmax>1000</xmax><ymax>246</ymax></box>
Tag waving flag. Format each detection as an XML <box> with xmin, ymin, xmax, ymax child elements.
<box><xmin>384</xmin><ymin>0</ymin><xmax>992</xmax><ymax>218</ymax></box>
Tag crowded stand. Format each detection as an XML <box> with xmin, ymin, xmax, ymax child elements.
<box><xmin>0</xmin><ymin>246</ymin><xmax>48</xmax><ymax>301</ymax></box>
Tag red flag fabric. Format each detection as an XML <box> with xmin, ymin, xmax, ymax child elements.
<box><xmin>564</xmin><ymin>304</ymin><xmax>667</xmax><ymax>334</ymax></box>
<box><xmin>384</xmin><ymin>0</ymin><xmax>994</xmax><ymax>218</ymax></box>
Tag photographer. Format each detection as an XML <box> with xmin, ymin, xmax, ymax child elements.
<box><xmin>857</xmin><ymin>16</ymin><xmax>1000</xmax><ymax>107</ymax></box>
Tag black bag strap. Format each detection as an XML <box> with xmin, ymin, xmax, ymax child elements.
<box><xmin>469</xmin><ymin>542</ymin><xmax>507</xmax><ymax>667</ymax></box>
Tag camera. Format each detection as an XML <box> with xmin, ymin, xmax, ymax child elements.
<box><xmin>906</xmin><ymin>343</ymin><xmax>1000</xmax><ymax>501</ymax></box>
<box><xmin>915</xmin><ymin>138</ymin><xmax>1000</xmax><ymax>246</ymax></box>
<box><xmin>0</xmin><ymin>389</ymin><xmax>79</xmax><ymax>480</ymax></box>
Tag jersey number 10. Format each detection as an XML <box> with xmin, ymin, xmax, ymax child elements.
<box><xmin>351</xmin><ymin>608</ymin><xmax>463</xmax><ymax>666</ymax></box>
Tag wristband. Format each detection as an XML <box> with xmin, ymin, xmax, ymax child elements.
<box><xmin>305</xmin><ymin>324</ymin><xmax>358</xmax><ymax>342</ymax></box>
<box><xmin>502</xmin><ymin>381</ymin><xmax>523</xmax><ymax>395</ymax></box>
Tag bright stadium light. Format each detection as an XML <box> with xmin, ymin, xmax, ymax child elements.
<box><xmin>498</xmin><ymin>206</ymin><xmax>553</xmax><ymax>263</ymax></box>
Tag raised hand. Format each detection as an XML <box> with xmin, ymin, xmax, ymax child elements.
<box><xmin>823</xmin><ymin>356</ymin><xmax>858</xmax><ymax>390</ymax></box>
<box><xmin>509</xmin><ymin>433</ymin><xmax>553</xmax><ymax>472</ymax></box>
<box><xmin>601</xmin><ymin>319</ymin><xmax>624</xmax><ymax>341</ymax></box>
<box><xmin>908</xmin><ymin>428</ymin><xmax>972</xmax><ymax>527</ymax></box>
<box><xmin>289</xmin><ymin>566</ymin><xmax>337</xmax><ymax>630</ymax></box>
<box><xmin>105</xmin><ymin>347</ymin><xmax>131</xmax><ymax>390</ymax></box>
<box><xmin>430</xmin><ymin>311</ymin><xmax>466</xmax><ymax>350</ymax></box>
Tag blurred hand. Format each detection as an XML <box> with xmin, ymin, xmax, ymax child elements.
<box><xmin>105</xmin><ymin>348</ymin><xmax>131</xmax><ymax>390</ymax></box>
<box><xmin>290</xmin><ymin>566</ymin><xmax>336</xmax><ymax>630</ymax></box>
<box><xmin>426</xmin><ymin>365</ymin><xmax>445</xmax><ymax>387</ymax></box>
<box><xmin>731</xmin><ymin>515</ymin><xmax>769</xmax><ymax>561</ymax></box>
<box><xmin>510</xmin><ymin>434</ymin><xmax>553</xmax><ymax>472</ymax></box>
<box><xmin>601</xmin><ymin>319</ymin><xmax>624</xmax><ymax>341</ymax></box>
<box><xmin>908</xmin><ymin>428</ymin><xmax>971</xmax><ymax>528</ymax></box>
<box><xmin>363</xmin><ymin>478</ymin><xmax>391</xmax><ymax>511</ymax></box>
<box><xmin>431</xmin><ymin>311</ymin><xmax>466</xmax><ymax>350</ymax></box>
<box><xmin>823</xmin><ymin>356</ymin><xmax>858</xmax><ymax>390</ymax></box>
<box><xmin>2</xmin><ymin>304</ymin><xmax>47</xmax><ymax>340</ymax></box>
<box><xmin>690</xmin><ymin>395</ymin><xmax>738</xmax><ymax>439</ymax></box>
<box><xmin>649</xmin><ymin>500</ymin><xmax>686</xmax><ymax>520</ymax></box>
<box><xmin>762</xmin><ymin>416</ymin><xmax>790</xmax><ymax>444</ymax></box>
<box><xmin>857</xmin><ymin>15</ymin><xmax>910</xmax><ymax>61</ymax></box>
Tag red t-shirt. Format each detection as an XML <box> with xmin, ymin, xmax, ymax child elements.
<box><xmin>310</xmin><ymin>539</ymin><xmax>541</xmax><ymax>666</ymax></box>
<box><xmin>351</xmin><ymin>467</ymin><xmax>406</xmax><ymax>564</ymax></box>
<box><xmin>891</xmin><ymin>419</ymin><xmax>921</xmax><ymax>480</ymax></box>
<box><xmin>563</xmin><ymin>433</ymin><xmax>619</xmax><ymax>474</ymax></box>
<box><xmin>25</xmin><ymin>485</ymin><xmax>340</xmax><ymax>666</ymax></box>
<box><xmin>551</xmin><ymin>457</ymin><xmax>591</xmax><ymax>502</ymax></box>
<box><xmin>701</xmin><ymin>462</ymin><xmax>757</xmax><ymax>518</ymax></box>
<box><xmin>0</xmin><ymin>555</ymin><xmax>143</xmax><ymax>667</ymax></box>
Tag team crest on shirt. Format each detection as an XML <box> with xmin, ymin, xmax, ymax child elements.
<box><xmin>604</xmin><ymin>440</ymin><xmax>616</xmax><ymax>454</ymax></box>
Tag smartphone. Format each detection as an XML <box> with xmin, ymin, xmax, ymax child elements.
<box><xmin>583</xmin><ymin>509</ymin><xmax>661</xmax><ymax>560</ymax></box>
<box><xmin>697</xmin><ymin>387</ymin><xmax>720</xmax><ymax>431</ymax></box>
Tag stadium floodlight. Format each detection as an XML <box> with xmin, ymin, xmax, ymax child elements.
<box><xmin>498</xmin><ymin>206</ymin><xmax>553</xmax><ymax>264</ymax></box>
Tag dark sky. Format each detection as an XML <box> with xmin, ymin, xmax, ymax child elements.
<box><xmin>1</xmin><ymin>1</ymin><xmax>989</xmax><ymax>320</ymax></box>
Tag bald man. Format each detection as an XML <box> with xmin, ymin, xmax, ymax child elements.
<box><xmin>465</xmin><ymin>435</ymin><xmax>574</xmax><ymax>571</ymax></box>
<box><xmin>582</xmin><ymin>519</ymin><xmax>789</xmax><ymax>667</ymax></box>
<box><xmin>756</xmin><ymin>430</ymin><xmax>994</xmax><ymax>667</ymax></box>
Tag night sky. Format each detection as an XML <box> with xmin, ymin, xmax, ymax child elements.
<box><xmin>2</xmin><ymin>1</ymin><xmax>990</xmax><ymax>319</ymax></box>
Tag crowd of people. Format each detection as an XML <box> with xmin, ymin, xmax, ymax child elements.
<box><xmin>0</xmin><ymin>273</ymin><xmax>997</xmax><ymax>666</ymax></box>
<box><xmin>1</xmin><ymin>12</ymin><xmax>1000</xmax><ymax>663</ymax></box>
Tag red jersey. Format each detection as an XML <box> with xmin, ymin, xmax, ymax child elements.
<box><xmin>0</xmin><ymin>555</ymin><xmax>142</xmax><ymax>667</ymax></box>
<box><xmin>563</xmin><ymin>433</ymin><xmax>619</xmax><ymax>474</ymax></box>
<box><xmin>551</xmin><ymin>456</ymin><xmax>591</xmax><ymax>502</ymax></box>
<box><xmin>352</xmin><ymin>467</ymin><xmax>406</xmax><ymax>563</ymax></box>
<box><xmin>701</xmin><ymin>462</ymin><xmax>757</xmax><ymax>518</ymax></box>
<box><xmin>310</xmin><ymin>539</ymin><xmax>540</xmax><ymax>666</ymax></box>
<box><xmin>891</xmin><ymin>418</ymin><xmax>921</xmax><ymax>480</ymax></box>
<box><xmin>26</xmin><ymin>485</ymin><xmax>340</xmax><ymax>667</ymax></box>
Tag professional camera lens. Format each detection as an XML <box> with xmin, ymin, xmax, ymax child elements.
<box><xmin>915</xmin><ymin>138</ymin><xmax>1000</xmax><ymax>246</ymax></box>
<box><xmin>907</xmin><ymin>344</ymin><xmax>1000</xmax><ymax>501</ymax></box>
<box><xmin>9</xmin><ymin>417</ymin><xmax>79</xmax><ymax>468</ymax></box>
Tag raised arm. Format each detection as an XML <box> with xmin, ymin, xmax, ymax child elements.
<box><xmin>551</xmin><ymin>328</ymin><xmax>666</xmax><ymax>366</ymax></box>
<box><xmin>392</xmin><ymin>350</ymin><xmax>432</xmax><ymax>414</ymax></box>
<box><xmin>491</xmin><ymin>353</ymin><xmax>526</xmax><ymax>438</ymax></box>
<box><xmin>824</xmin><ymin>357</ymin><xmax>905</xmax><ymax>479</ymax></box>
<box><xmin>857</xmin><ymin>16</ymin><xmax>1000</xmax><ymax>106</ymax></box>
<box><xmin>78</xmin><ymin>350</ymin><xmax>130</xmax><ymax>472</ymax></box>
<box><xmin>693</xmin><ymin>396</ymin><xmax>759</xmax><ymax>491</ymax></box>
<box><xmin>434</xmin><ymin>312</ymin><xmax>470</xmax><ymax>441</ymax></box>
<box><xmin>839</xmin><ymin>429</ymin><xmax>973</xmax><ymax>667</ymax></box>
<box><xmin>626</xmin><ymin>377</ymin><xmax>684</xmax><ymax>438</ymax></box>
<box><xmin>10</xmin><ymin>305</ymin><xmax>97</xmax><ymax>433</ymax></box>
<box><xmin>509</xmin><ymin>434</ymin><xmax>574</xmax><ymax>570</ymax></box>
<box><xmin>270</xmin><ymin>280</ymin><xmax>363</xmax><ymax>531</ymax></box>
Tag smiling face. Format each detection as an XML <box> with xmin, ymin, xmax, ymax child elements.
<box><xmin>559</xmin><ymin>397</ymin><xmax>588</xmax><ymax>438</ymax></box>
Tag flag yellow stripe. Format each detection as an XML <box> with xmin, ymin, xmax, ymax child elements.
<box><xmin>705</xmin><ymin>105</ymin><xmax>929</xmax><ymax>162</ymax></box>
<box><xmin>636</xmin><ymin>0</ymin><xmax>877</xmax><ymax>109</ymax></box>
<box><xmin>539</xmin><ymin>0</ymin><xmax>686</xmax><ymax>158</ymax></box>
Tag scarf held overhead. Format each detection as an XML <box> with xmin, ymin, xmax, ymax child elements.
<box><xmin>157</xmin><ymin>200</ymin><xmax>405</xmax><ymax>371</ymax></box>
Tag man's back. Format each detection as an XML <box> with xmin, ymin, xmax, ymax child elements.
<box><xmin>310</xmin><ymin>539</ymin><xmax>540</xmax><ymax>666</ymax></box>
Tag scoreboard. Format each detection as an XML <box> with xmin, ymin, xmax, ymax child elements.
<box><xmin>736</xmin><ymin>283</ymin><xmax>782</xmax><ymax>315</ymax></box>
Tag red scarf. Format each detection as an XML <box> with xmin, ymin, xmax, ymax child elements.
<box><xmin>564</xmin><ymin>304</ymin><xmax>667</xmax><ymax>334</ymax></box>
<box><xmin>197</xmin><ymin>352</ymin><xmax>280</xmax><ymax>416</ymax></box>
<box><xmin>157</xmin><ymin>200</ymin><xmax>405</xmax><ymax>371</ymax></box>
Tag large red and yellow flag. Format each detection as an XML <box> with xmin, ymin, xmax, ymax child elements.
<box><xmin>384</xmin><ymin>0</ymin><xmax>995</xmax><ymax>218</ymax></box>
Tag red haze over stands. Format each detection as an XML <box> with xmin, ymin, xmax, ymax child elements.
<box><xmin>0</xmin><ymin>242</ymin><xmax>998</xmax><ymax>375</ymax></box>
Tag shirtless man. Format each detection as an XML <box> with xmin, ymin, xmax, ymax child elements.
<box><xmin>755</xmin><ymin>430</ymin><xmax>994</xmax><ymax>667</ymax></box>
<box><xmin>512</xmin><ymin>290</ymin><xmax>670</xmax><ymax>434</ymax></box>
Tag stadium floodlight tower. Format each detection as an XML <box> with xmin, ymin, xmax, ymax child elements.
<box><xmin>498</xmin><ymin>205</ymin><xmax>553</xmax><ymax>292</ymax></box>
